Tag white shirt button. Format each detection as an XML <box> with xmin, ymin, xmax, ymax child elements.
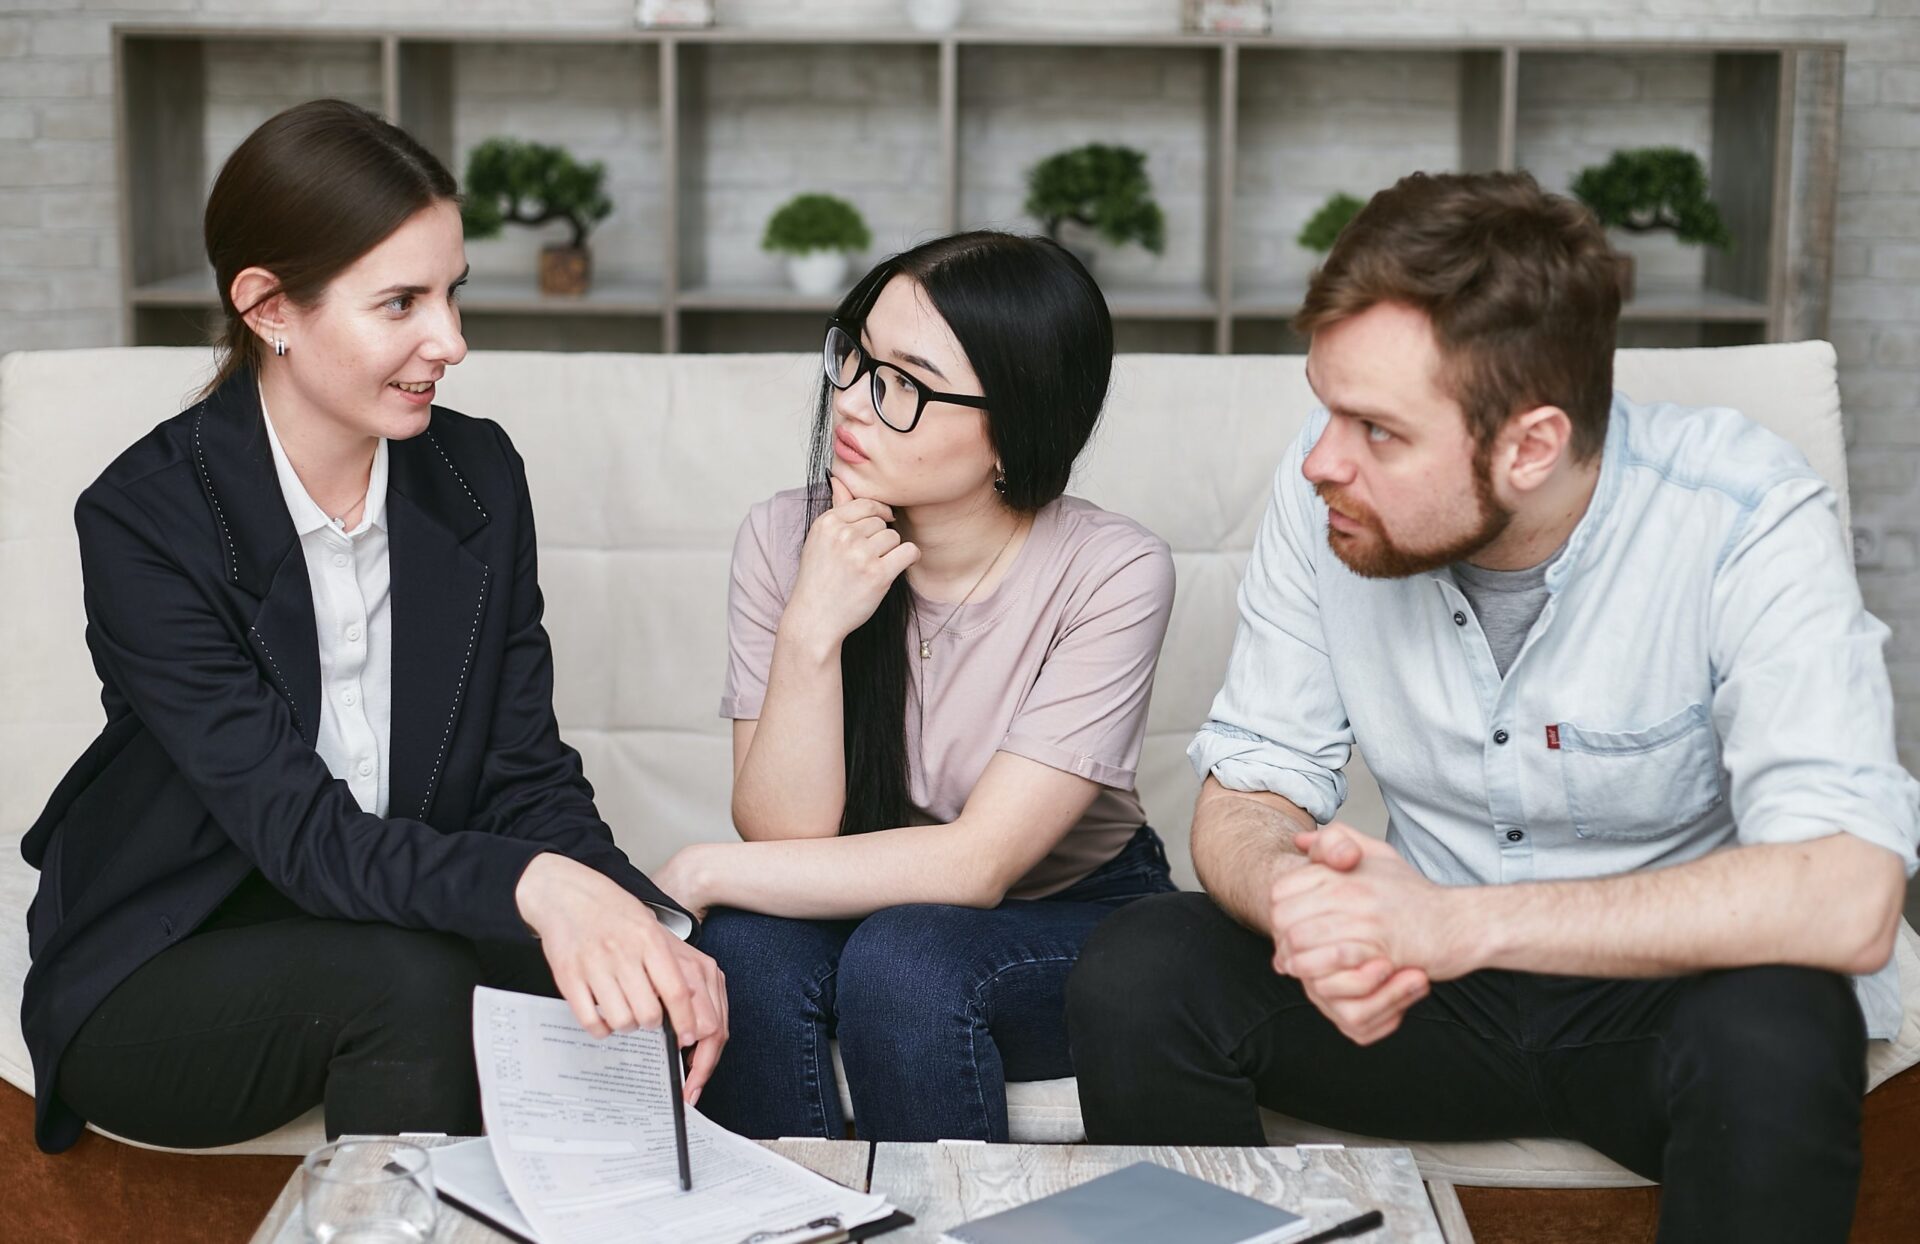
<box><xmin>333</xmin><ymin>554</ymin><xmax>349</xmax><ymax>568</ymax></box>
<box><xmin>342</xmin><ymin>690</ymin><xmax>357</xmax><ymax>707</ymax></box>
<box><xmin>346</xmin><ymin>626</ymin><xmax>361</xmax><ymax>642</ymax></box>
<box><xmin>358</xmin><ymin>760</ymin><xmax>373</xmax><ymax>777</ymax></box>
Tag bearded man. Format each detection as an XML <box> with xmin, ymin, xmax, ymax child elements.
<box><xmin>1067</xmin><ymin>171</ymin><xmax>1919</xmax><ymax>1244</ymax></box>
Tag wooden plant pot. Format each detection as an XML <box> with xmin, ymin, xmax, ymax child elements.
<box><xmin>540</xmin><ymin>245</ymin><xmax>592</xmax><ymax>297</ymax></box>
<box><xmin>1613</xmin><ymin>250</ymin><xmax>1636</xmax><ymax>304</ymax></box>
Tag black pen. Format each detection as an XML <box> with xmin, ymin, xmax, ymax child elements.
<box><xmin>663</xmin><ymin>1016</ymin><xmax>692</xmax><ymax>1191</ymax></box>
<box><xmin>1296</xmin><ymin>1209</ymin><xmax>1384</xmax><ymax>1244</ymax></box>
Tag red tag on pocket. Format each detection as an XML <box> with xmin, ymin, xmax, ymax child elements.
<box><xmin>1545</xmin><ymin>725</ymin><xmax>1561</xmax><ymax>750</ymax></box>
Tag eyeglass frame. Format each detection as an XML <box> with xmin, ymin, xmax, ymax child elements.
<box><xmin>823</xmin><ymin>322</ymin><xmax>989</xmax><ymax>434</ymax></box>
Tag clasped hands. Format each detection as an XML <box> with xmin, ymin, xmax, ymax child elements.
<box><xmin>1267</xmin><ymin>824</ymin><xmax>1473</xmax><ymax>1046</ymax></box>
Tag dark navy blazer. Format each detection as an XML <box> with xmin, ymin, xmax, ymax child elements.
<box><xmin>20</xmin><ymin>367</ymin><xmax>687</xmax><ymax>1152</ymax></box>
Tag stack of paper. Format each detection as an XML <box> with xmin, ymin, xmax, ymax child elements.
<box><xmin>462</xmin><ymin>987</ymin><xmax>897</xmax><ymax>1244</ymax></box>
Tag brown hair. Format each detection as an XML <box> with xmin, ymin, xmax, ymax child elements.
<box><xmin>1294</xmin><ymin>171</ymin><xmax>1620</xmax><ymax>461</ymax></box>
<box><xmin>200</xmin><ymin>98</ymin><xmax>459</xmax><ymax>398</ymax></box>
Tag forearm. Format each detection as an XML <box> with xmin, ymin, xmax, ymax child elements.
<box><xmin>683</xmin><ymin>821</ymin><xmax>1009</xmax><ymax>920</ymax></box>
<box><xmin>731</xmin><ymin>621</ymin><xmax>847</xmax><ymax>840</ymax></box>
<box><xmin>1191</xmin><ymin>776</ymin><xmax>1315</xmax><ymax>935</ymax></box>
<box><xmin>1460</xmin><ymin>834</ymin><xmax>1907</xmax><ymax>979</ymax></box>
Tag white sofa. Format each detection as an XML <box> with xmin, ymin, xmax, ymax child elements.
<box><xmin>2</xmin><ymin>343</ymin><xmax>1915</xmax><ymax>1188</ymax></box>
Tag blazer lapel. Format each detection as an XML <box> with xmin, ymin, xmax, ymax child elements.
<box><xmin>387</xmin><ymin>425</ymin><xmax>492</xmax><ymax>823</ymax></box>
<box><xmin>190</xmin><ymin>370</ymin><xmax>321</xmax><ymax>744</ymax></box>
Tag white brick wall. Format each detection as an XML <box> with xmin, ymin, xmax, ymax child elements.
<box><xmin>0</xmin><ymin>0</ymin><xmax>1916</xmax><ymax>788</ymax></box>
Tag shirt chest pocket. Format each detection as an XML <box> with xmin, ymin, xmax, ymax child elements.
<box><xmin>1556</xmin><ymin>703</ymin><xmax>1725</xmax><ymax>842</ymax></box>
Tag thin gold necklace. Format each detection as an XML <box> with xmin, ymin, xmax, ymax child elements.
<box><xmin>910</xmin><ymin>517</ymin><xmax>1023</xmax><ymax>660</ymax></box>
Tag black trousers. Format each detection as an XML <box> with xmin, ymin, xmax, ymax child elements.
<box><xmin>1066</xmin><ymin>892</ymin><xmax>1868</xmax><ymax>1244</ymax></box>
<box><xmin>55</xmin><ymin>872</ymin><xmax>560</xmax><ymax>1149</ymax></box>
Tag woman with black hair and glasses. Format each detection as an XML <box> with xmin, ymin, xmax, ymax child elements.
<box><xmin>651</xmin><ymin>231</ymin><xmax>1177</xmax><ymax>1141</ymax></box>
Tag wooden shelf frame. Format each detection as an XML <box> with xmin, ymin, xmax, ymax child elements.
<box><xmin>114</xmin><ymin>25</ymin><xmax>1843</xmax><ymax>354</ymax></box>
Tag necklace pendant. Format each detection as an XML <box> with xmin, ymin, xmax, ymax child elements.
<box><xmin>920</xmin><ymin>639</ymin><xmax>933</xmax><ymax>659</ymax></box>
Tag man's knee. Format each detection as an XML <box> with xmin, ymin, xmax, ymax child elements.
<box><xmin>1669</xmin><ymin>965</ymin><xmax>1866</xmax><ymax>1111</ymax></box>
<box><xmin>1067</xmin><ymin>891</ymin><xmax>1249</xmax><ymax>1042</ymax></box>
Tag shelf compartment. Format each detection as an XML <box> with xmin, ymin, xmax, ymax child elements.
<box><xmin>1232</xmin><ymin>49</ymin><xmax>1496</xmax><ymax>303</ymax></box>
<box><xmin>674</xmin><ymin>41</ymin><xmax>945</xmax><ymax>295</ymax></box>
<box><xmin>120</xmin><ymin>34</ymin><xmax>385</xmax><ymax>298</ymax></box>
<box><xmin>1517</xmin><ymin>49</ymin><xmax>1784</xmax><ymax>331</ymax></box>
<box><xmin>400</xmin><ymin>39</ymin><xmax>667</xmax><ymax>300</ymax></box>
<box><xmin>958</xmin><ymin>43</ymin><xmax>1222</xmax><ymax>305</ymax></box>
<box><xmin>1516</xmin><ymin>51</ymin><xmax>1719</xmax><ymax>294</ymax></box>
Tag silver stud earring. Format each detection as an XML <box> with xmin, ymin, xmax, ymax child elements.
<box><xmin>272</xmin><ymin>336</ymin><xmax>287</xmax><ymax>357</ymax></box>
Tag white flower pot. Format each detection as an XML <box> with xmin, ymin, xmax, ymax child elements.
<box><xmin>786</xmin><ymin>250</ymin><xmax>851</xmax><ymax>298</ymax></box>
<box><xmin>905</xmin><ymin>0</ymin><xmax>963</xmax><ymax>32</ymax></box>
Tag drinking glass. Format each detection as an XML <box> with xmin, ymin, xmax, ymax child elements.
<box><xmin>302</xmin><ymin>1140</ymin><xmax>438</xmax><ymax>1244</ymax></box>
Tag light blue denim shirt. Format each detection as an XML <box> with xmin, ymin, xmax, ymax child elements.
<box><xmin>1190</xmin><ymin>394</ymin><xmax>1920</xmax><ymax>1038</ymax></box>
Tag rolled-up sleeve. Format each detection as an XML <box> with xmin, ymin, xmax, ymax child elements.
<box><xmin>1189</xmin><ymin>413</ymin><xmax>1354</xmax><ymax>825</ymax></box>
<box><xmin>1709</xmin><ymin>474</ymin><xmax>1920</xmax><ymax>875</ymax></box>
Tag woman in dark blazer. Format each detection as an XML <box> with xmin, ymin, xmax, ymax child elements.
<box><xmin>20</xmin><ymin>99</ymin><xmax>726</xmax><ymax>1154</ymax></box>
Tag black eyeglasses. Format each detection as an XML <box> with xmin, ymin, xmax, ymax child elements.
<box><xmin>823</xmin><ymin>323</ymin><xmax>988</xmax><ymax>434</ymax></box>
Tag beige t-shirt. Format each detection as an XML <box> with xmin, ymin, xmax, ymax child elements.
<box><xmin>720</xmin><ymin>488</ymin><xmax>1176</xmax><ymax>898</ymax></box>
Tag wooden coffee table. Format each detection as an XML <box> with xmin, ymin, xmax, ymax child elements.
<box><xmin>250</xmin><ymin>1137</ymin><xmax>1472</xmax><ymax>1243</ymax></box>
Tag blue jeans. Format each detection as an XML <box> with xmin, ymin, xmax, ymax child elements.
<box><xmin>695</xmin><ymin>825</ymin><xmax>1176</xmax><ymax>1141</ymax></box>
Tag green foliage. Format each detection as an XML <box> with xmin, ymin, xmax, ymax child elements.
<box><xmin>761</xmin><ymin>193</ymin><xmax>872</xmax><ymax>256</ymax></box>
<box><xmin>1296</xmin><ymin>192</ymin><xmax>1366</xmax><ymax>254</ymax></box>
<box><xmin>1023</xmin><ymin>143</ymin><xmax>1166</xmax><ymax>255</ymax></box>
<box><xmin>461</xmin><ymin>138</ymin><xmax>612</xmax><ymax>250</ymax></box>
<box><xmin>1570</xmin><ymin>147</ymin><xmax>1732</xmax><ymax>250</ymax></box>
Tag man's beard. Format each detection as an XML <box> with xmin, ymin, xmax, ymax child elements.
<box><xmin>1317</xmin><ymin>443</ymin><xmax>1513</xmax><ymax>579</ymax></box>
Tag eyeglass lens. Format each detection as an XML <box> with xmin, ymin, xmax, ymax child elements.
<box><xmin>824</xmin><ymin>325</ymin><xmax>923</xmax><ymax>432</ymax></box>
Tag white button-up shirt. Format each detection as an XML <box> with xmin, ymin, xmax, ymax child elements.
<box><xmin>1192</xmin><ymin>394</ymin><xmax>1920</xmax><ymax>1038</ymax></box>
<box><xmin>261</xmin><ymin>392</ymin><xmax>393</xmax><ymax>818</ymax></box>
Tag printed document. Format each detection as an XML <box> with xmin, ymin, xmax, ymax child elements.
<box><xmin>471</xmin><ymin>986</ymin><xmax>894</xmax><ymax>1244</ymax></box>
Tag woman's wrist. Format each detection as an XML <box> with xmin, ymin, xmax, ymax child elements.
<box><xmin>671</xmin><ymin>843</ymin><xmax>729</xmax><ymax>914</ymax></box>
<box><xmin>514</xmin><ymin>850</ymin><xmax>565</xmax><ymax>931</ymax></box>
<box><xmin>775</xmin><ymin>610</ymin><xmax>845</xmax><ymax>666</ymax></box>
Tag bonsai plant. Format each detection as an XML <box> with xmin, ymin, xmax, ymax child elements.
<box><xmin>1571</xmin><ymin>147</ymin><xmax>1732</xmax><ymax>301</ymax></box>
<box><xmin>762</xmin><ymin>193</ymin><xmax>872</xmax><ymax>297</ymax></box>
<box><xmin>1023</xmin><ymin>143</ymin><xmax>1166</xmax><ymax>268</ymax></box>
<box><xmin>1297</xmin><ymin>192</ymin><xmax>1366</xmax><ymax>254</ymax></box>
<box><xmin>462</xmin><ymin>138</ymin><xmax>613</xmax><ymax>297</ymax></box>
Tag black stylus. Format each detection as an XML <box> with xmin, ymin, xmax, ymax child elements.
<box><xmin>663</xmin><ymin>1016</ymin><xmax>692</xmax><ymax>1191</ymax></box>
<box><xmin>1296</xmin><ymin>1209</ymin><xmax>1385</xmax><ymax>1243</ymax></box>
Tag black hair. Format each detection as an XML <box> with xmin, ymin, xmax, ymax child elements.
<box><xmin>803</xmin><ymin>230</ymin><xmax>1114</xmax><ymax>836</ymax></box>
